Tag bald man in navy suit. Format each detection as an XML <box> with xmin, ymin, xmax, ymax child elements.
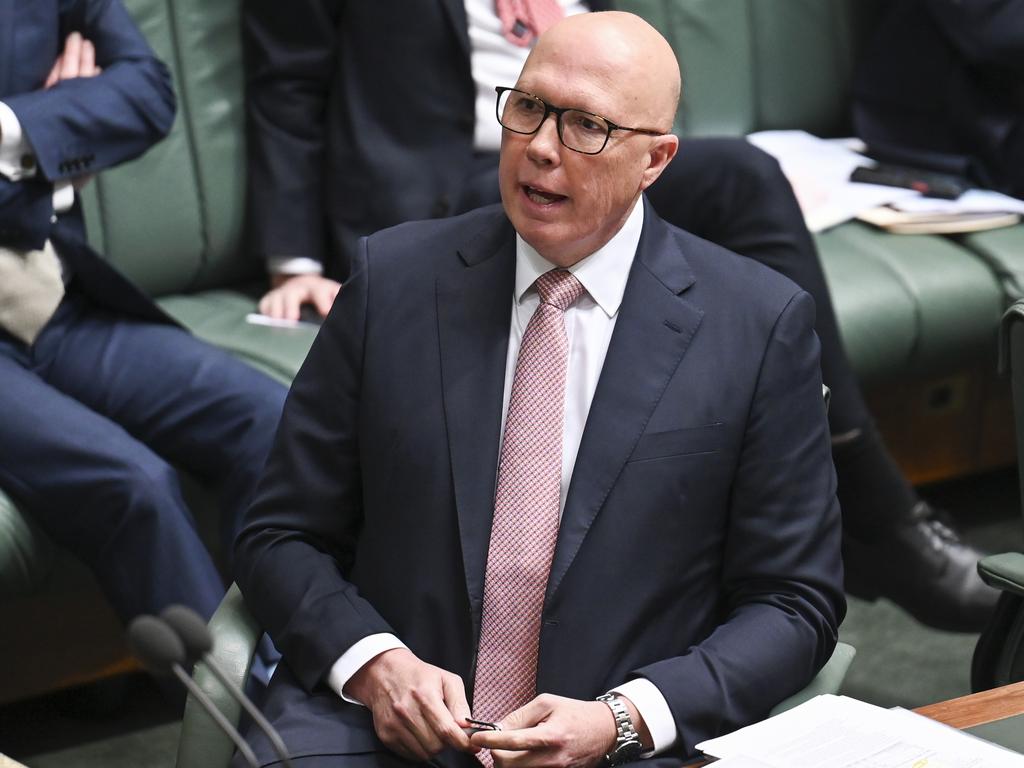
<box><xmin>235</xmin><ymin>13</ymin><xmax>844</xmax><ymax>767</ymax></box>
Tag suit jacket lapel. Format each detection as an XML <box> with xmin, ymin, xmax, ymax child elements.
<box><xmin>547</xmin><ymin>201</ymin><xmax>703</xmax><ymax>601</ymax></box>
<box><xmin>437</xmin><ymin>211</ymin><xmax>516</xmax><ymax>613</ymax></box>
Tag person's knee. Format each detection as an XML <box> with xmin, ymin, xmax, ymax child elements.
<box><xmin>108</xmin><ymin>454</ymin><xmax>184</xmax><ymax>521</ymax></box>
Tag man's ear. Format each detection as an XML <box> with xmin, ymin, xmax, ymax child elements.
<box><xmin>639</xmin><ymin>134</ymin><xmax>679</xmax><ymax>191</ymax></box>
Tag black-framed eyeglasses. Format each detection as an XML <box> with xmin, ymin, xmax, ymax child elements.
<box><xmin>495</xmin><ymin>86</ymin><xmax>666</xmax><ymax>155</ymax></box>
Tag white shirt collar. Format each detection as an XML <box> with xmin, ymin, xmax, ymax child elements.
<box><xmin>513</xmin><ymin>198</ymin><xmax>644</xmax><ymax>318</ymax></box>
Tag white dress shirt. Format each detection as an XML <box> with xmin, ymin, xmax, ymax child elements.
<box><xmin>327</xmin><ymin>200</ymin><xmax>678</xmax><ymax>754</ymax></box>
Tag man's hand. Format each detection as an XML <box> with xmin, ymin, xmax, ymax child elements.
<box><xmin>45</xmin><ymin>32</ymin><xmax>101</xmax><ymax>190</ymax></box>
<box><xmin>343</xmin><ymin>648</ymin><xmax>476</xmax><ymax>762</ymax></box>
<box><xmin>45</xmin><ymin>31</ymin><xmax>100</xmax><ymax>88</ymax></box>
<box><xmin>471</xmin><ymin>694</ymin><xmax>647</xmax><ymax>768</ymax></box>
<box><xmin>259</xmin><ymin>274</ymin><xmax>341</xmax><ymax>321</ymax></box>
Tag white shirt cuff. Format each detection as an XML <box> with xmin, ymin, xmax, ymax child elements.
<box><xmin>327</xmin><ymin>633</ymin><xmax>408</xmax><ymax>705</ymax></box>
<box><xmin>611</xmin><ymin>678</ymin><xmax>677</xmax><ymax>755</ymax></box>
<box><xmin>52</xmin><ymin>180</ymin><xmax>74</xmax><ymax>213</ymax></box>
<box><xmin>268</xmin><ymin>256</ymin><xmax>325</xmax><ymax>276</ymax></box>
<box><xmin>0</xmin><ymin>101</ymin><xmax>37</xmax><ymax>181</ymax></box>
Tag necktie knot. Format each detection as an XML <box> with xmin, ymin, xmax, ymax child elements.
<box><xmin>535</xmin><ymin>269</ymin><xmax>584</xmax><ymax>312</ymax></box>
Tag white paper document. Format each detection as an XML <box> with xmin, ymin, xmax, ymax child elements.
<box><xmin>244</xmin><ymin>312</ymin><xmax>319</xmax><ymax>330</ymax></box>
<box><xmin>696</xmin><ymin>694</ymin><xmax>1024</xmax><ymax>768</ymax></box>
<box><xmin>747</xmin><ymin>130</ymin><xmax>918</xmax><ymax>232</ymax></box>
<box><xmin>891</xmin><ymin>189</ymin><xmax>1024</xmax><ymax>216</ymax></box>
<box><xmin>746</xmin><ymin>130</ymin><xmax>1024</xmax><ymax>233</ymax></box>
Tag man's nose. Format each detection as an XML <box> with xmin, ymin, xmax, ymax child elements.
<box><xmin>526</xmin><ymin>113</ymin><xmax>562</xmax><ymax>164</ymax></box>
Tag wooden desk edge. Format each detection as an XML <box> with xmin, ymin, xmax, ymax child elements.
<box><xmin>914</xmin><ymin>679</ymin><xmax>1024</xmax><ymax>730</ymax></box>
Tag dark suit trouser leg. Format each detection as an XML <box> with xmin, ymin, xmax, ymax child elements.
<box><xmin>646</xmin><ymin>137</ymin><xmax>916</xmax><ymax>533</ymax></box>
<box><xmin>0</xmin><ymin>291</ymin><xmax>287</xmax><ymax>622</ymax></box>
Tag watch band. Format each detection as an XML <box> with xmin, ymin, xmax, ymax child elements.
<box><xmin>597</xmin><ymin>693</ymin><xmax>643</xmax><ymax>766</ymax></box>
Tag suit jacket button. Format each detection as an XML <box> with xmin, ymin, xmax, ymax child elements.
<box><xmin>20</xmin><ymin>154</ymin><xmax>35</xmax><ymax>171</ymax></box>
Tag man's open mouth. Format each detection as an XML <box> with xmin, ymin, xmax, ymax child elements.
<box><xmin>523</xmin><ymin>185</ymin><xmax>568</xmax><ymax>205</ymax></box>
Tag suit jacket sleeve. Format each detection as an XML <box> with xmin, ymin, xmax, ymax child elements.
<box><xmin>234</xmin><ymin>236</ymin><xmax>396</xmax><ymax>694</ymax></box>
<box><xmin>0</xmin><ymin>0</ymin><xmax>175</xmax><ymax>250</ymax></box>
<box><xmin>243</xmin><ymin>0</ymin><xmax>342</xmax><ymax>267</ymax></box>
<box><xmin>633</xmin><ymin>289</ymin><xmax>843</xmax><ymax>754</ymax></box>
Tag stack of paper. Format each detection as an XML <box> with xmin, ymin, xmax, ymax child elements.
<box><xmin>747</xmin><ymin>130</ymin><xmax>1024</xmax><ymax>235</ymax></box>
<box><xmin>696</xmin><ymin>694</ymin><xmax>1024</xmax><ymax>767</ymax></box>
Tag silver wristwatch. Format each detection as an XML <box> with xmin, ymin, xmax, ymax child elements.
<box><xmin>597</xmin><ymin>693</ymin><xmax>644</xmax><ymax>766</ymax></box>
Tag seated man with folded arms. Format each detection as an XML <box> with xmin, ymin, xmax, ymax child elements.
<box><xmin>0</xmin><ymin>0</ymin><xmax>286</xmax><ymax>677</ymax></box>
<box><xmin>234</xmin><ymin>12</ymin><xmax>845</xmax><ymax>766</ymax></box>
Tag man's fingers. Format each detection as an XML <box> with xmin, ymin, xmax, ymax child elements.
<box><xmin>489</xmin><ymin>747</ymin><xmax>536</xmax><ymax>768</ymax></box>
<box><xmin>258</xmin><ymin>289</ymin><xmax>283</xmax><ymax>319</ymax></box>
<box><xmin>312</xmin><ymin>281</ymin><xmax>339</xmax><ymax>318</ymax></box>
<box><xmin>80</xmin><ymin>39</ymin><xmax>97</xmax><ymax>77</ymax></box>
<box><xmin>388</xmin><ymin>698</ymin><xmax>445</xmax><ymax>758</ymax></box>
<box><xmin>60</xmin><ymin>32</ymin><xmax>83</xmax><ymax>80</ymax></box>
<box><xmin>472</xmin><ymin>726</ymin><xmax>551</xmax><ymax>753</ymax></box>
<box><xmin>500</xmin><ymin>697</ymin><xmax>552</xmax><ymax>731</ymax></box>
<box><xmin>430</xmin><ymin>674</ymin><xmax>472</xmax><ymax>751</ymax></box>
<box><xmin>280</xmin><ymin>288</ymin><xmax>303</xmax><ymax>322</ymax></box>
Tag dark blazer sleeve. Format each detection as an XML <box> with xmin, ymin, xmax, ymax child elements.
<box><xmin>243</xmin><ymin>0</ymin><xmax>342</xmax><ymax>267</ymax></box>
<box><xmin>0</xmin><ymin>0</ymin><xmax>174</xmax><ymax>250</ymax></box>
<box><xmin>234</xmin><ymin>236</ymin><xmax>396</xmax><ymax>693</ymax></box>
<box><xmin>633</xmin><ymin>289</ymin><xmax>843</xmax><ymax>752</ymax></box>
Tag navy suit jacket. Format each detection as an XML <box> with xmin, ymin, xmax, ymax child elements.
<box><xmin>235</xmin><ymin>200</ymin><xmax>845</xmax><ymax>763</ymax></box>
<box><xmin>243</xmin><ymin>0</ymin><xmax>611</xmax><ymax>277</ymax></box>
<box><xmin>0</xmin><ymin>0</ymin><xmax>175</xmax><ymax>321</ymax></box>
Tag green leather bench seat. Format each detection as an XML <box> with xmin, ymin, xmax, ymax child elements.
<box><xmin>816</xmin><ymin>223</ymin><xmax>1004</xmax><ymax>385</ymax></box>
<box><xmin>157</xmin><ymin>291</ymin><xmax>317</xmax><ymax>386</ymax></box>
<box><xmin>961</xmin><ymin>228</ymin><xmax>1024</xmax><ymax>305</ymax></box>
<box><xmin>0</xmin><ymin>490</ymin><xmax>51</xmax><ymax>598</ymax></box>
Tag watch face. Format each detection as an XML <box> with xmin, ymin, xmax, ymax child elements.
<box><xmin>609</xmin><ymin>740</ymin><xmax>643</xmax><ymax>765</ymax></box>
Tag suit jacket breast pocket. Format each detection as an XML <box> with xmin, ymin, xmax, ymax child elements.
<box><xmin>627</xmin><ymin>423</ymin><xmax>725</xmax><ymax>463</ymax></box>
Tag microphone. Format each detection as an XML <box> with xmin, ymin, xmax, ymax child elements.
<box><xmin>127</xmin><ymin>615</ymin><xmax>260</xmax><ymax>768</ymax></box>
<box><xmin>161</xmin><ymin>605</ymin><xmax>294</xmax><ymax>768</ymax></box>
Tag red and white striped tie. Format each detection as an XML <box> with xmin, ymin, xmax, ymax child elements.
<box><xmin>472</xmin><ymin>269</ymin><xmax>584</xmax><ymax>766</ymax></box>
<box><xmin>495</xmin><ymin>0</ymin><xmax>565</xmax><ymax>47</ymax></box>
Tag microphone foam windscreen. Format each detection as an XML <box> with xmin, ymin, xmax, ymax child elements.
<box><xmin>127</xmin><ymin>615</ymin><xmax>187</xmax><ymax>675</ymax></box>
<box><xmin>161</xmin><ymin>604</ymin><xmax>214</xmax><ymax>661</ymax></box>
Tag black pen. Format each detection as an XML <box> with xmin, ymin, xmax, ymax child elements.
<box><xmin>462</xmin><ymin>717</ymin><xmax>501</xmax><ymax>736</ymax></box>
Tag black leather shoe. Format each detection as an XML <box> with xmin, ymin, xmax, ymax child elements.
<box><xmin>843</xmin><ymin>502</ymin><xmax>999</xmax><ymax>632</ymax></box>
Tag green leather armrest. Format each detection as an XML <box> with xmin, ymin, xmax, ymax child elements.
<box><xmin>978</xmin><ymin>553</ymin><xmax>1024</xmax><ymax>597</ymax></box>
<box><xmin>176</xmin><ymin>583</ymin><xmax>261</xmax><ymax>768</ymax></box>
<box><xmin>769</xmin><ymin>641</ymin><xmax>857</xmax><ymax>716</ymax></box>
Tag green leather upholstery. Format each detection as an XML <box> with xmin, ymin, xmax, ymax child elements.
<box><xmin>978</xmin><ymin>553</ymin><xmax>1024</xmax><ymax>599</ymax></box>
<box><xmin>176</xmin><ymin>584</ymin><xmax>261</xmax><ymax>768</ymax></box>
<box><xmin>617</xmin><ymin>0</ymin><xmax>874</xmax><ymax>137</ymax></box>
<box><xmin>769</xmin><ymin>642</ymin><xmax>857</xmax><ymax>716</ymax></box>
<box><xmin>173</xmin><ymin>586</ymin><xmax>854</xmax><ymax>767</ymax></box>
<box><xmin>971</xmin><ymin>303</ymin><xmax>1024</xmax><ymax>692</ymax></box>
<box><xmin>816</xmin><ymin>223</ymin><xmax>1003</xmax><ymax>384</ymax></box>
<box><xmin>0</xmin><ymin>488</ymin><xmax>52</xmax><ymax>599</ymax></box>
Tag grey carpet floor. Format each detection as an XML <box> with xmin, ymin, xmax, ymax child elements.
<box><xmin>7</xmin><ymin>468</ymin><xmax>1023</xmax><ymax>766</ymax></box>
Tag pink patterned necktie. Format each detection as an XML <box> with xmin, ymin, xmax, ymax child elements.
<box><xmin>473</xmin><ymin>269</ymin><xmax>585</xmax><ymax>759</ymax></box>
<box><xmin>495</xmin><ymin>0</ymin><xmax>565</xmax><ymax>47</ymax></box>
